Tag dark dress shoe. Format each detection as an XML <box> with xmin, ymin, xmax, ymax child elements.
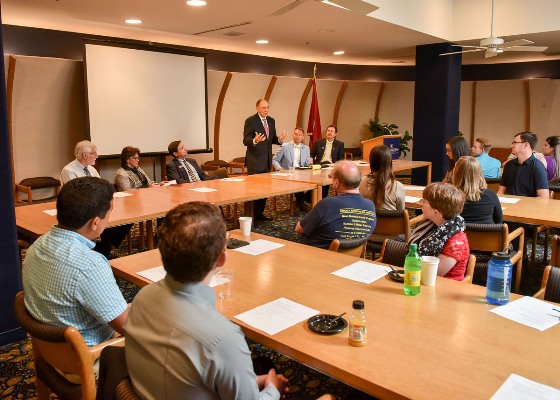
<box><xmin>255</xmin><ymin>214</ymin><xmax>273</xmax><ymax>222</ymax></box>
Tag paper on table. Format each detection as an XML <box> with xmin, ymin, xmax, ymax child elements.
<box><xmin>137</xmin><ymin>266</ymin><xmax>226</xmax><ymax>288</ymax></box>
<box><xmin>113</xmin><ymin>192</ymin><xmax>133</xmax><ymax>198</ymax></box>
<box><xmin>137</xmin><ymin>266</ymin><xmax>166</xmax><ymax>282</ymax></box>
<box><xmin>489</xmin><ymin>296</ymin><xmax>560</xmax><ymax>331</ymax></box>
<box><xmin>232</xmin><ymin>239</ymin><xmax>285</xmax><ymax>256</ymax></box>
<box><xmin>332</xmin><ymin>261</ymin><xmax>392</xmax><ymax>284</ymax></box>
<box><xmin>235</xmin><ymin>297</ymin><xmax>319</xmax><ymax>335</ymax></box>
<box><xmin>498</xmin><ymin>197</ymin><xmax>520</xmax><ymax>204</ymax></box>
<box><xmin>405</xmin><ymin>196</ymin><xmax>422</xmax><ymax>203</ymax></box>
<box><xmin>491</xmin><ymin>374</ymin><xmax>560</xmax><ymax>400</ymax></box>
<box><xmin>42</xmin><ymin>209</ymin><xmax>57</xmax><ymax>216</ymax></box>
<box><xmin>271</xmin><ymin>173</ymin><xmax>290</xmax><ymax>176</ymax></box>
<box><xmin>221</xmin><ymin>178</ymin><xmax>244</xmax><ymax>182</ymax></box>
<box><xmin>189</xmin><ymin>187</ymin><xmax>218</xmax><ymax>193</ymax></box>
<box><xmin>161</xmin><ymin>180</ymin><xmax>177</xmax><ymax>186</ymax></box>
<box><xmin>404</xmin><ymin>185</ymin><xmax>426</xmax><ymax>191</ymax></box>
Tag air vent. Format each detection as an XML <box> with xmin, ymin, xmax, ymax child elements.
<box><xmin>193</xmin><ymin>21</ymin><xmax>253</xmax><ymax>35</ymax></box>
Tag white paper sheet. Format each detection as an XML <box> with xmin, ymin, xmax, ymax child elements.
<box><xmin>491</xmin><ymin>374</ymin><xmax>560</xmax><ymax>400</ymax></box>
<box><xmin>271</xmin><ymin>173</ymin><xmax>290</xmax><ymax>176</ymax></box>
<box><xmin>498</xmin><ymin>197</ymin><xmax>521</xmax><ymax>204</ymax></box>
<box><xmin>113</xmin><ymin>192</ymin><xmax>133</xmax><ymax>198</ymax></box>
<box><xmin>405</xmin><ymin>196</ymin><xmax>422</xmax><ymax>203</ymax></box>
<box><xmin>161</xmin><ymin>180</ymin><xmax>177</xmax><ymax>186</ymax></box>
<box><xmin>234</xmin><ymin>297</ymin><xmax>319</xmax><ymax>335</ymax></box>
<box><xmin>221</xmin><ymin>178</ymin><xmax>244</xmax><ymax>182</ymax></box>
<box><xmin>331</xmin><ymin>261</ymin><xmax>392</xmax><ymax>284</ymax></box>
<box><xmin>489</xmin><ymin>296</ymin><xmax>560</xmax><ymax>331</ymax></box>
<box><xmin>136</xmin><ymin>266</ymin><xmax>224</xmax><ymax>288</ymax></box>
<box><xmin>137</xmin><ymin>266</ymin><xmax>166</xmax><ymax>282</ymax></box>
<box><xmin>404</xmin><ymin>185</ymin><xmax>426</xmax><ymax>191</ymax></box>
<box><xmin>189</xmin><ymin>187</ymin><xmax>218</xmax><ymax>193</ymax></box>
<box><xmin>42</xmin><ymin>209</ymin><xmax>57</xmax><ymax>216</ymax></box>
<box><xmin>232</xmin><ymin>239</ymin><xmax>285</xmax><ymax>256</ymax></box>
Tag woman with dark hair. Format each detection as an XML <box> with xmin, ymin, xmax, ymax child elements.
<box><xmin>115</xmin><ymin>146</ymin><xmax>160</xmax><ymax>191</ymax></box>
<box><xmin>359</xmin><ymin>145</ymin><xmax>405</xmax><ymax>210</ymax></box>
<box><xmin>542</xmin><ymin>136</ymin><xmax>560</xmax><ymax>184</ymax></box>
<box><xmin>443</xmin><ymin>136</ymin><xmax>470</xmax><ymax>184</ymax></box>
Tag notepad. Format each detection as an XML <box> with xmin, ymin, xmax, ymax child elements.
<box><xmin>498</xmin><ymin>197</ymin><xmax>520</xmax><ymax>204</ymax></box>
<box><xmin>332</xmin><ymin>261</ymin><xmax>391</xmax><ymax>284</ymax></box>
<box><xmin>189</xmin><ymin>187</ymin><xmax>218</xmax><ymax>193</ymax></box>
<box><xmin>491</xmin><ymin>374</ymin><xmax>560</xmax><ymax>400</ymax></box>
<box><xmin>136</xmin><ymin>265</ymin><xmax>227</xmax><ymax>288</ymax></box>
<box><xmin>489</xmin><ymin>296</ymin><xmax>560</xmax><ymax>331</ymax></box>
<box><xmin>113</xmin><ymin>192</ymin><xmax>133</xmax><ymax>198</ymax></box>
<box><xmin>232</xmin><ymin>239</ymin><xmax>284</xmax><ymax>256</ymax></box>
<box><xmin>42</xmin><ymin>209</ymin><xmax>57</xmax><ymax>216</ymax></box>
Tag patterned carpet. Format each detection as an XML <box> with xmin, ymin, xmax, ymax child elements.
<box><xmin>3</xmin><ymin>190</ymin><xmax>553</xmax><ymax>399</ymax></box>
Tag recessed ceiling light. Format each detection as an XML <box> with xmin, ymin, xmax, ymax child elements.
<box><xmin>125</xmin><ymin>19</ymin><xmax>142</xmax><ymax>24</ymax></box>
<box><xmin>256</xmin><ymin>40</ymin><xmax>269</xmax><ymax>44</ymax></box>
<box><xmin>333</xmin><ymin>51</ymin><xmax>345</xmax><ymax>55</ymax></box>
<box><xmin>186</xmin><ymin>0</ymin><xmax>207</xmax><ymax>6</ymax></box>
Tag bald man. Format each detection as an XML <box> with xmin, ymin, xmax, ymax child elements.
<box><xmin>296</xmin><ymin>160</ymin><xmax>376</xmax><ymax>249</ymax></box>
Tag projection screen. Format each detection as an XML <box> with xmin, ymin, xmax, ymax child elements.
<box><xmin>84</xmin><ymin>42</ymin><xmax>208</xmax><ymax>157</ymax></box>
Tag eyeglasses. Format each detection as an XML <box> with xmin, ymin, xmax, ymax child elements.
<box><xmin>511</xmin><ymin>141</ymin><xmax>526</xmax><ymax>145</ymax></box>
<box><xmin>130</xmin><ymin>156</ymin><xmax>140</xmax><ymax>160</ymax></box>
<box><xmin>88</xmin><ymin>152</ymin><xmax>98</xmax><ymax>156</ymax></box>
<box><xmin>328</xmin><ymin>173</ymin><xmax>337</xmax><ymax>181</ymax></box>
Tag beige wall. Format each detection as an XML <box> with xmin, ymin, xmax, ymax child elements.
<box><xmin>7</xmin><ymin>54</ymin><xmax>560</xmax><ymax>199</ymax></box>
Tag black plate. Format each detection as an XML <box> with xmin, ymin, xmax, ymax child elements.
<box><xmin>307</xmin><ymin>314</ymin><xmax>348</xmax><ymax>335</ymax></box>
<box><xmin>388</xmin><ymin>269</ymin><xmax>404</xmax><ymax>282</ymax></box>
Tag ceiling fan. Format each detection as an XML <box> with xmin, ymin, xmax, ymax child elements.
<box><xmin>267</xmin><ymin>0</ymin><xmax>378</xmax><ymax>18</ymax></box>
<box><xmin>440</xmin><ymin>0</ymin><xmax>548</xmax><ymax>58</ymax></box>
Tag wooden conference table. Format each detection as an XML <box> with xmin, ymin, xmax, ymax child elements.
<box><xmin>110</xmin><ymin>230</ymin><xmax>560</xmax><ymax>399</ymax></box>
<box><xmin>404</xmin><ymin>186</ymin><xmax>560</xmax><ymax>227</ymax></box>
<box><xmin>14</xmin><ymin>177</ymin><xmax>316</xmax><ymax>242</ymax></box>
<box><xmin>251</xmin><ymin>160</ymin><xmax>432</xmax><ymax>201</ymax></box>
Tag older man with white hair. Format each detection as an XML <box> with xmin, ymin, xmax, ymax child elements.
<box><xmin>60</xmin><ymin>140</ymin><xmax>100</xmax><ymax>184</ymax></box>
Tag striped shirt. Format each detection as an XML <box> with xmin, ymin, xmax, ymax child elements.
<box><xmin>22</xmin><ymin>226</ymin><xmax>127</xmax><ymax>346</ymax></box>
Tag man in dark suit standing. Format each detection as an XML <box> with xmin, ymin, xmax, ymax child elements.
<box><xmin>311</xmin><ymin>125</ymin><xmax>345</xmax><ymax>198</ymax></box>
<box><xmin>243</xmin><ymin>99</ymin><xmax>286</xmax><ymax>221</ymax></box>
<box><xmin>166</xmin><ymin>140</ymin><xmax>212</xmax><ymax>184</ymax></box>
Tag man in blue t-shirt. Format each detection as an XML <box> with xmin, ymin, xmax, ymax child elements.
<box><xmin>498</xmin><ymin>132</ymin><xmax>549</xmax><ymax>198</ymax></box>
<box><xmin>471</xmin><ymin>137</ymin><xmax>501</xmax><ymax>178</ymax></box>
<box><xmin>295</xmin><ymin>160</ymin><xmax>376</xmax><ymax>249</ymax></box>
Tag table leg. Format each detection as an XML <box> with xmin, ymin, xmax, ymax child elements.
<box><xmin>146</xmin><ymin>220</ymin><xmax>154</xmax><ymax>250</ymax></box>
<box><xmin>244</xmin><ymin>201</ymin><xmax>254</xmax><ymax>219</ymax></box>
<box><xmin>311</xmin><ymin>187</ymin><xmax>319</xmax><ymax>207</ymax></box>
<box><xmin>426</xmin><ymin>164</ymin><xmax>432</xmax><ymax>185</ymax></box>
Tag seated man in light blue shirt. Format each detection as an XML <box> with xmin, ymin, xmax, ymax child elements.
<box><xmin>471</xmin><ymin>137</ymin><xmax>501</xmax><ymax>178</ymax></box>
<box><xmin>272</xmin><ymin>127</ymin><xmax>312</xmax><ymax>211</ymax></box>
<box><xmin>23</xmin><ymin>177</ymin><xmax>129</xmax><ymax>346</ymax></box>
<box><xmin>125</xmin><ymin>202</ymin><xmax>289</xmax><ymax>399</ymax></box>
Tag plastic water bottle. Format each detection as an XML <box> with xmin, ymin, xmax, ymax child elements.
<box><xmin>348</xmin><ymin>300</ymin><xmax>367</xmax><ymax>347</ymax></box>
<box><xmin>486</xmin><ymin>251</ymin><xmax>513</xmax><ymax>305</ymax></box>
<box><xmin>404</xmin><ymin>244</ymin><xmax>422</xmax><ymax>296</ymax></box>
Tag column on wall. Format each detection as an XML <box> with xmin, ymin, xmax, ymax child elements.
<box><xmin>0</xmin><ymin>16</ymin><xmax>26</xmax><ymax>345</ymax></box>
<box><xmin>412</xmin><ymin>43</ymin><xmax>462</xmax><ymax>183</ymax></box>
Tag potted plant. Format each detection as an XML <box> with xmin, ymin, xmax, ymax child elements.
<box><xmin>368</xmin><ymin>118</ymin><xmax>413</xmax><ymax>158</ymax></box>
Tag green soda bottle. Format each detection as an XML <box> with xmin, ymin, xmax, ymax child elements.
<box><xmin>404</xmin><ymin>243</ymin><xmax>422</xmax><ymax>296</ymax></box>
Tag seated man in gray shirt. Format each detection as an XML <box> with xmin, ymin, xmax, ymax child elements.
<box><xmin>125</xmin><ymin>201</ymin><xmax>288</xmax><ymax>399</ymax></box>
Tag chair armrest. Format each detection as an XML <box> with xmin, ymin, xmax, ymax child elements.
<box><xmin>533</xmin><ymin>288</ymin><xmax>545</xmax><ymax>300</ymax></box>
<box><xmin>89</xmin><ymin>336</ymin><xmax>125</xmax><ymax>361</ymax></box>
<box><xmin>201</xmin><ymin>164</ymin><xmax>220</xmax><ymax>172</ymax></box>
<box><xmin>507</xmin><ymin>227</ymin><xmax>525</xmax><ymax>243</ymax></box>
<box><xmin>409</xmin><ymin>214</ymin><xmax>425</xmax><ymax>227</ymax></box>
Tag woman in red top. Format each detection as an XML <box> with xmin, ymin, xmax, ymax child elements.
<box><xmin>408</xmin><ymin>183</ymin><xmax>470</xmax><ymax>280</ymax></box>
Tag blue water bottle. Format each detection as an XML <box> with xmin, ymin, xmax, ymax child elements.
<box><xmin>486</xmin><ymin>251</ymin><xmax>513</xmax><ymax>305</ymax></box>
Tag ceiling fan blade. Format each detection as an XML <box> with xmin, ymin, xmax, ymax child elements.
<box><xmin>451</xmin><ymin>44</ymin><xmax>486</xmax><ymax>49</ymax></box>
<box><xmin>267</xmin><ymin>0</ymin><xmax>310</xmax><ymax>17</ymax></box>
<box><xmin>485</xmin><ymin>48</ymin><xmax>498</xmax><ymax>58</ymax></box>
<box><xmin>505</xmin><ymin>46</ymin><xmax>548</xmax><ymax>52</ymax></box>
<box><xmin>501</xmin><ymin>39</ymin><xmax>533</xmax><ymax>48</ymax></box>
<box><xmin>327</xmin><ymin>0</ymin><xmax>379</xmax><ymax>14</ymax></box>
<box><xmin>440</xmin><ymin>48</ymin><xmax>485</xmax><ymax>56</ymax></box>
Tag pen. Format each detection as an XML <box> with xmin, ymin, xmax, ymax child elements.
<box><xmin>552</xmin><ymin>308</ymin><xmax>560</xmax><ymax>313</ymax></box>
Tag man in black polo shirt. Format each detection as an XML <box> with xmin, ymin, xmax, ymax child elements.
<box><xmin>498</xmin><ymin>131</ymin><xmax>549</xmax><ymax>198</ymax></box>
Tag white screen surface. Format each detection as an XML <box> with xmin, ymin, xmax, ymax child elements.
<box><xmin>84</xmin><ymin>43</ymin><xmax>208</xmax><ymax>156</ymax></box>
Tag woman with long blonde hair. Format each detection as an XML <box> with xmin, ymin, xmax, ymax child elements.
<box><xmin>359</xmin><ymin>145</ymin><xmax>405</xmax><ymax>210</ymax></box>
<box><xmin>453</xmin><ymin>156</ymin><xmax>502</xmax><ymax>224</ymax></box>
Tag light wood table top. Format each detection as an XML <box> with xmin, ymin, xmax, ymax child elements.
<box><xmin>358</xmin><ymin>159</ymin><xmax>432</xmax><ymax>184</ymax></box>
<box><xmin>14</xmin><ymin>177</ymin><xmax>316</xmax><ymax>239</ymax></box>
<box><xmin>110</xmin><ymin>230</ymin><xmax>560</xmax><ymax>399</ymax></box>
<box><xmin>404</xmin><ymin>186</ymin><xmax>560</xmax><ymax>227</ymax></box>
